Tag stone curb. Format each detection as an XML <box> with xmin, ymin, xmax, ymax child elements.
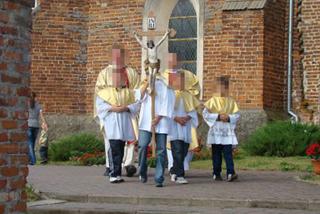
<box><xmin>38</xmin><ymin>191</ymin><xmax>320</xmax><ymax>211</ymax></box>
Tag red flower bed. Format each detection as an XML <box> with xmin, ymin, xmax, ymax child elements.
<box><xmin>306</xmin><ymin>143</ymin><xmax>320</xmax><ymax>160</ymax></box>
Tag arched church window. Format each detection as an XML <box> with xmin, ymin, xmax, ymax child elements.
<box><xmin>169</xmin><ymin>0</ymin><xmax>197</xmax><ymax>74</ymax></box>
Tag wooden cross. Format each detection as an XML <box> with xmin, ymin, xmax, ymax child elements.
<box><xmin>134</xmin><ymin>11</ymin><xmax>176</xmax><ymax>158</ymax></box>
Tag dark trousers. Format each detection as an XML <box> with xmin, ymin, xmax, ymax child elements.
<box><xmin>108</xmin><ymin>140</ymin><xmax>125</xmax><ymax>177</ymax></box>
<box><xmin>39</xmin><ymin>146</ymin><xmax>48</xmax><ymax>162</ymax></box>
<box><xmin>27</xmin><ymin>127</ymin><xmax>39</xmax><ymax>165</ymax></box>
<box><xmin>211</xmin><ymin>144</ymin><xmax>235</xmax><ymax>176</ymax></box>
<box><xmin>170</xmin><ymin>140</ymin><xmax>189</xmax><ymax>177</ymax></box>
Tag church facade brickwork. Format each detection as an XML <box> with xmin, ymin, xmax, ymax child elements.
<box><xmin>31</xmin><ymin>0</ymin><xmax>320</xmax><ymax>140</ymax></box>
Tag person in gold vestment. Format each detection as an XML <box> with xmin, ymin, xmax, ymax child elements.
<box><xmin>95</xmin><ymin>47</ymin><xmax>147</xmax><ymax>183</ymax></box>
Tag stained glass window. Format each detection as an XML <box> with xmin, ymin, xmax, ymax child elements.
<box><xmin>169</xmin><ymin>0</ymin><xmax>197</xmax><ymax>74</ymax></box>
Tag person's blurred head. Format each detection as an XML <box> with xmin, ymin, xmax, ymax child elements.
<box><xmin>213</xmin><ymin>76</ymin><xmax>230</xmax><ymax>97</ymax></box>
<box><xmin>111</xmin><ymin>46</ymin><xmax>126</xmax><ymax>69</ymax></box>
<box><xmin>30</xmin><ymin>91</ymin><xmax>36</xmax><ymax>108</ymax></box>
<box><xmin>169</xmin><ymin>70</ymin><xmax>185</xmax><ymax>91</ymax></box>
<box><xmin>167</xmin><ymin>53</ymin><xmax>178</xmax><ymax>70</ymax></box>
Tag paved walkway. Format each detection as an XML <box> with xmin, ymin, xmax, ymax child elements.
<box><xmin>27</xmin><ymin>165</ymin><xmax>320</xmax><ymax>213</ymax></box>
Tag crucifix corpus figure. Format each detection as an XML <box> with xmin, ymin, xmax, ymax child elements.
<box><xmin>133</xmin><ymin>29</ymin><xmax>170</xmax><ymax>93</ymax></box>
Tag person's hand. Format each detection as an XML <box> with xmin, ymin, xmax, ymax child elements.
<box><xmin>174</xmin><ymin>117</ymin><xmax>185</xmax><ymax>126</ymax></box>
<box><xmin>193</xmin><ymin>144</ymin><xmax>202</xmax><ymax>153</ymax></box>
<box><xmin>167</xmin><ymin>29</ymin><xmax>171</xmax><ymax>34</ymax></box>
<box><xmin>111</xmin><ymin>106</ymin><xmax>129</xmax><ymax>113</ymax></box>
<box><xmin>232</xmin><ymin>147</ymin><xmax>239</xmax><ymax>157</ymax></box>
<box><xmin>152</xmin><ymin>116</ymin><xmax>163</xmax><ymax>128</ymax></box>
<box><xmin>174</xmin><ymin>116</ymin><xmax>190</xmax><ymax>126</ymax></box>
<box><xmin>42</xmin><ymin>123</ymin><xmax>48</xmax><ymax>131</ymax></box>
<box><xmin>220</xmin><ymin>113</ymin><xmax>229</xmax><ymax>122</ymax></box>
<box><xmin>133</xmin><ymin>31</ymin><xmax>137</xmax><ymax>35</ymax></box>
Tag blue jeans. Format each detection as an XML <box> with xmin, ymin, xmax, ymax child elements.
<box><xmin>211</xmin><ymin>144</ymin><xmax>235</xmax><ymax>176</ymax></box>
<box><xmin>138</xmin><ymin>130</ymin><xmax>167</xmax><ymax>184</ymax></box>
<box><xmin>28</xmin><ymin>127</ymin><xmax>39</xmax><ymax>165</ymax></box>
<box><xmin>170</xmin><ymin>140</ymin><xmax>189</xmax><ymax>177</ymax></box>
<box><xmin>39</xmin><ymin>146</ymin><xmax>48</xmax><ymax>162</ymax></box>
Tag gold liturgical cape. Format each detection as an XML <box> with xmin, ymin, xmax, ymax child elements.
<box><xmin>94</xmin><ymin>65</ymin><xmax>139</xmax><ymax>132</ymax></box>
<box><xmin>163</xmin><ymin>69</ymin><xmax>201</xmax><ymax>151</ymax></box>
<box><xmin>204</xmin><ymin>96</ymin><xmax>239</xmax><ymax>114</ymax></box>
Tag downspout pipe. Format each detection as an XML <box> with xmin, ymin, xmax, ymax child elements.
<box><xmin>287</xmin><ymin>0</ymin><xmax>299</xmax><ymax>122</ymax></box>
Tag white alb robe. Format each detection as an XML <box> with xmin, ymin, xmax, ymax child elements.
<box><xmin>139</xmin><ymin>78</ymin><xmax>175</xmax><ymax>134</ymax></box>
<box><xmin>169</xmin><ymin>98</ymin><xmax>198</xmax><ymax>144</ymax></box>
<box><xmin>96</xmin><ymin>95</ymin><xmax>140</xmax><ymax>141</ymax></box>
<box><xmin>203</xmin><ymin>108</ymin><xmax>240</xmax><ymax>145</ymax></box>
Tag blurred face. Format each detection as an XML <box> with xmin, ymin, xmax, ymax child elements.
<box><xmin>169</xmin><ymin>72</ymin><xmax>185</xmax><ymax>90</ymax></box>
<box><xmin>29</xmin><ymin>92</ymin><xmax>36</xmax><ymax>108</ymax></box>
<box><xmin>111</xmin><ymin>71</ymin><xmax>126</xmax><ymax>88</ymax></box>
<box><xmin>213</xmin><ymin>77</ymin><xmax>229</xmax><ymax>97</ymax></box>
<box><xmin>112</xmin><ymin>48</ymin><xmax>125</xmax><ymax>69</ymax></box>
<box><xmin>167</xmin><ymin>53</ymin><xmax>178</xmax><ymax>70</ymax></box>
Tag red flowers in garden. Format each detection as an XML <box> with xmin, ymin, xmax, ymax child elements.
<box><xmin>306</xmin><ymin>143</ymin><xmax>320</xmax><ymax>160</ymax></box>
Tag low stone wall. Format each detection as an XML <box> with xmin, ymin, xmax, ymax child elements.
<box><xmin>45</xmin><ymin>109</ymin><xmax>272</xmax><ymax>144</ymax></box>
<box><xmin>45</xmin><ymin>114</ymin><xmax>101</xmax><ymax>142</ymax></box>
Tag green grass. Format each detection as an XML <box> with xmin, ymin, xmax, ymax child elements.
<box><xmin>191</xmin><ymin>155</ymin><xmax>313</xmax><ymax>172</ymax></box>
<box><xmin>43</xmin><ymin>160</ymin><xmax>81</xmax><ymax>166</ymax></box>
<box><xmin>25</xmin><ymin>185</ymin><xmax>41</xmax><ymax>202</ymax></box>
<box><xmin>298</xmin><ymin>174</ymin><xmax>320</xmax><ymax>185</ymax></box>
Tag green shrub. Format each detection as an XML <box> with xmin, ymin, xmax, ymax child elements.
<box><xmin>243</xmin><ymin>121</ymin><xmax>320</xmax><ymax>157</ymax></box>
<box><xmin>49</xmin><ymin>133</ymin><xmax>104</xmax><ymax>161</ymax></box>
<box><xmin>82</xmin><ymin>156</ymin><xmax>106</xmax><ymax>166</ymax></box>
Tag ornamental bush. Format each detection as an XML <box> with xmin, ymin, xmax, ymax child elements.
<box><xmin>243</xmin><ymin>121</ymin><xmax>320</xmax><ymax>157</ymax></box>
<box><xmin>49</xmin><ymin>133</ymin><xmax>104</xmax><ymax>162</ymax></box>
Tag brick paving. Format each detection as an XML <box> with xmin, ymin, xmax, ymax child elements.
<box><xmin>27</xmin><ymin>166</ymin><xmax>320</xmax><ymax>203</ymax></box>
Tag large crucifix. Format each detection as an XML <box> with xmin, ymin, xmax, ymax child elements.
<box><xmin>133</xmin><ymin>11</ymin><xmax>176</xmax><ymax>157</ymax></box>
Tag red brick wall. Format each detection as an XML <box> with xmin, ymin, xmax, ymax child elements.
<box><xmin>0</xmin><ymin>0</ymin><xmax>33</xmax><ymax>213</ymax></box>
<box><xmin>85</xmin><ymin>0</ymin><xmax>144</xmax><ymax>111</ymax></box>
<box><xmin>31</xmin><ymin>0</ymin><xmax>294</xmax><ymax>116</ymax></box>
<box><xmin>295</xmin><ymin>0</ymin><xmax>320</xmax><ymax>124</ymax></box>
<box><xmin>263</xmin><ymin>0</ymin><xmax>287</xmax><ymax>110</ymax></box>
<box><xmin>31</xmin><ymin>0</ymin><xmax>89</xmax><ymax>114</ymax></box>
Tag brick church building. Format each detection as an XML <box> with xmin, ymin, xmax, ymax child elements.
<box><xmin>31</xmin><ymin>0</ymin><xmax>320</xmax><ymax>140</ymax></box>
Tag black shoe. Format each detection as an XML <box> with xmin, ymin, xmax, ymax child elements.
<box><xmin>103</xmin><ymin>167</ymin><xmax>110</xmax><ymax>177</ymax></box>
<box><xmin>213</xmin><ymin>174</ymin><xmax>223</xmax><ymax>181</ymax></box>
<box><xmin>116</xmin><ymin>176</ymin><xmax>125</xmax><ymax>183</ymax></box>
<box><xmin>110</xmin><ymin>177</ymin><xmax>118</xmax><ymax>183</ymax></box>
<box><xmin>139</xmin><ymin>175</ymin><xmax>147</xmax><ymax>183</ymax></box>
<box><xmin>227</xmin><ymin>173</ymin><xmax>238</xmax><ymax>182</ymax></box>
<box><xmin>125</xmin><ymin>165</ymin><xmax>137</xmax><ymax>177</ymax></box>
<box><xmin>40</xmin><ymin>160</ymin><xmax>48</xmax><ymax>165</ymax></box>
<box><xmin>155</xmin><ymin>183</ymin><xmax>163</xmax><ymax>188</ymax></box>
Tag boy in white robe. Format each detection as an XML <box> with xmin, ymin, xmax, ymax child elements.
<box><xmin>203</xmin><ymin>76</ymin><xmax>240</xmax><ymax>182</ymax></box>
<box><xmin>166</xmin><ymin>58</ymin><xmax>201</xmax><ymax>184</ymax></box>
<box><xmin>138</xmin><ymin>54</ymin><xmax>176</xmax><ymax>187</ymax></box>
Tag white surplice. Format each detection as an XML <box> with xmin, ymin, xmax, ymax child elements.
<box><xmin>139</xmin><ymin>78</ymin><xmax>176</xmax><ymax>134</ymax></box>
<box><xmin>203</xmin><ymin>108</ymin><xmax>240</xmax><ymax>145</ymax></box>
<box><xmin>169</xmin><ymin>98</ymin><xmax>198</xmax><ymax>144</ymax></box>
<box><xmin>95</xmin><ymin>92</ymin><xmax>141</xmax><ymax>141</ymax></box>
